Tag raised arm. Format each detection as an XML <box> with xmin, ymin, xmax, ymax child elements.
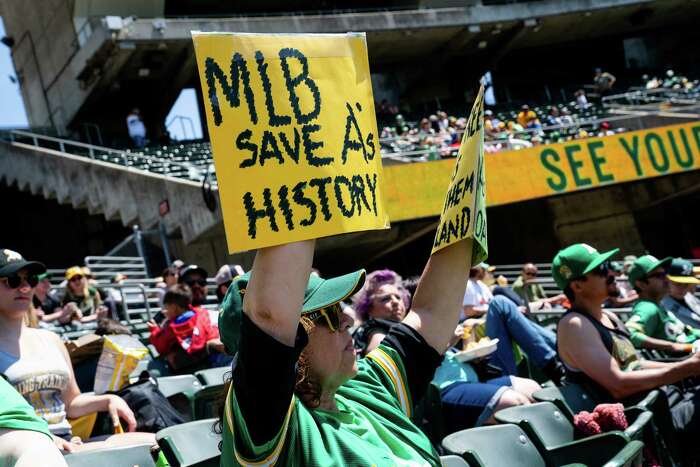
<box><xmin>243</xmin><ymin>240</ymin><xmax>315</xmax><ymax>346</ymax></box>
<box><xmin>403</xmin><ymin>239</ymin><xmax>472</xmax><ymax>353</ymax></box>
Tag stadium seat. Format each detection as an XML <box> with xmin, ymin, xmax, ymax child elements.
<box><xmin>194</xmin><ymin>366</ymin><xmax>230</xmax><ymax>386</ymax></box>
<box><xmin>531</xmin><ymin>385</ymin><xmax>655</xmax><ymax>440</ymax></box>
<box><xmin>193</xmin><ymin>384</ymin><xmax>225</xmax><ymax>420</ymax></box>
<box><xmin>439</xmin><ymin>455</ymin><xmax>469</xmax><ymax>467</ymax></box>
<box><xmin>64</xmin><ymin>443</ymin><xmax>156</xmax><ymax>467</ymax></box>
<box><xmin>156</xmin><ymin>418</ymin><xmax>221</xmax><ymax>467</ymax></box>
<box><xmin>157</xmin><ymin>374</ymin><xmax>203</xmax><ymax>399</ymax></box>
<box><xmin>442</xmin><ymin>424</ymin><xmax>643</xmax><ymax>467</ymax></box>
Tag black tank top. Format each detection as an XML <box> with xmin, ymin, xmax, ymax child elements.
<box><xmin>557</xmin><ymin>308</ymin><xmax>642</xmax><ymax>403</ymax></box>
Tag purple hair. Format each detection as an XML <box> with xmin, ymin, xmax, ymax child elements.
<box><xmin>352</xmin><ymin>269</ymin><xmax>411</xmax><ymax>321</ymax></box>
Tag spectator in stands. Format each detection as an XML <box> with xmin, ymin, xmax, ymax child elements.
<box><xmin>214</xmin><ymin>264</ymin><xmax>244</xmax><ymax>303</ymax></box>
<box><xmin>0</xmin><ymin>376</ymin><xmax>67</xmax><ymax>466</ymax></box>
<box><xmin>516</xmin><ymin>105</ymin><xmax>537</xmax><ymax>128</ymax></box>
<box><xmin>147</xmin><ymin>284</ymin><xmax>225</xmax><ymax>372</ymax></box>
<box><xmin>351</xmin><ymin>269</ymin><xmax>411</xmax><ymax>355</ymax></box>
<box><xmin>593</xmin><ymin>68</ymin><xmax>616</xmax><ymax>99</ymax></box>
<box><xmin>511</xmin><ymin>263</ymin><xmax>566</xmax><ymax>307</ymax></box>
<box><xmin>31</xmin><ymin>272</ymin><xmax>66</xmax><ymax>324</ymax></box>
<box><xmin>575</xmin><ymin>89</ymin><xmax>589</xmax><ymax>109</ymax></box>
<box><xmin>60</xmin><ymin>266</ymin><xmax>108</xmax><ymax>323</ymax></box>
<box><xmin>0</xmin><ymin>250</ymin><xmax>155</xmax><ymax>452</ymax></box>
<box><xmin>155</xmin><ymin>266</ymin><xmax>178</xmax><ymax>306</ymax></box>
<box><xmin>216</xmin><ymin>235</ymin><xmax>489</xmax><ymax>466</ymax></box>
<box><xmin>178</xmin><ymin>264</ymin><xmax>209</xmax><ymax>306</ymax></box>
<box><xmin>545</xmin><ymin>106</ymin><xmax>561</xmax><ymax>126</ymax></box>
<box><xmin>351</xmin><ymin>269</ymin><xmax>541</xmax><ymax>431</ymax></box>
<box><xmin>554</xmin><ymin>244</ymin><xmax>700</xmax><ymax>464</ymax></box>
<box><xmin>661</xmin><ymin>258</ymin><xmax>700</xmax><ymax>328</ymax></box>
<box><xmin>625</xmin><ymin>255</ymin><xmax>698</xmax><ymax>354</ymax></box>
<box><xmin>463</xmin><ymin>265</ymin><xmax>561</xmax><ymax>380</ymax></box>
<box><xmin>598</xmin><ymin>121</ymin><xmax>615</xmax><ymax>137</ymax></box>
<box><xmin>126</xmin><ymin>109</ymin><xmax>147</xmax><ymax>148</ymax></box>
<box><xmin>559</xmin><ymin>107</ymin><xmax>575</xmax><ymax>126</ymax></box>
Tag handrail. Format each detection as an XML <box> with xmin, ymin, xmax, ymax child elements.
<box><xmin>3</xmin><ymin>129</ymin><xmax>206</xmax><ymax>181</ymax></box>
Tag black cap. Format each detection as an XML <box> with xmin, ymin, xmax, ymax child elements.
<box><xmin>179</xmin><ymin>264</ymin><xmax>208</xmax><ymax>282</ymax></box>
<box><xmin>0</xmin><ymin>249</ymin><xmax>46</xmax><ymax>277</ymax></box>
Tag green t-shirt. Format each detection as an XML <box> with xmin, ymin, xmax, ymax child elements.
<box><xmin>626</xmin><ymin>299</ymin><xmax>700</xmax><ymax>347</ymax></box>
<box><xmin>0</xmin><ymin>376</ymin><xmax>51</xmax><ymax>438</ymax></box>
<box><xmin>222</xmin><ymin>345</ymin><xmax>440</xmax><ymax>467</ymax></box>
<box><xmin>512</xmin><ymin>276</ymin><xmax>546</xmax><ymax>303</ymax></box>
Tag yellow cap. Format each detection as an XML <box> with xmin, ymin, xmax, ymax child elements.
<box><xmin>65</xmin><ymin>266</ymin><xmax>83</xmax><ymax>281</ymax></box>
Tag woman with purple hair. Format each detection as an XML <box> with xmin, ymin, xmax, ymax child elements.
<box><xmin>352</xmin><ymin>268</ymin><xmax>542</xmax><ymax>430</ymax></box>
<box><xmin>352</xmin><ymin>269</ymin><xmax>411</xmax><ymax>355</ymax></box>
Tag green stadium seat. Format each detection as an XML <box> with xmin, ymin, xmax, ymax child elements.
<box><xmin>64</xmin><ymin>443</ymin><xmax>156</xmax><ymax>467</ymax></box>
<box><xmin>531</xmin><ymin>385</ymin><xmax>655</xmax><ymax>440</ymax></box>
<box><xmin>157</xmin><ymin>374</ymin><xmax>203</xmax><ymax>399</ymax></box>
<box><xmin>156</xmin><ymin>418</ymin><xmax>221</xmax><ymax>467</ymax></box>
<box><xmin>439</xmin><ymin>455</ymin><xmax>469</xmax><ymax>467</ymax></box>
<box><xmin>194</xmin><ymin>366</ymin><xmax>230</xmax><ymax>386</ymax></box>
<box><xmin>193</xmin><ymin>384</ymin><xmax>225</xmax><ymax>420</ymax></box>
<box><xmin>443</xmin><ymin>423</ymin><xmax>643</xmax><ymax>467</ymax></box>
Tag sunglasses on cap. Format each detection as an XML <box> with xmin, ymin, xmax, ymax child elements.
<box><xmin>1</xmin><ymin>274</ymin><xmax>39</xmax><ymax>289</ymax></box>
<box><xmin>184</xmin><ymin>278</ymin><xmax>207</xmax><ymax>287</ymax></box>
<box><xmin>305</xmin><ymin>303</ymin><xmax>343</xmax><ymax>332</ymax></box>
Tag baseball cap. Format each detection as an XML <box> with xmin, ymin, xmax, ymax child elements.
<box><xmin>0</xmin><ymin>249</ymin><xmax>46</xmax><ymax>277</ymax></box>
<box><xmin>667</xmin><ymin>258</ymin><xmax>700</xmax><ymax>285</ymax></box>
<box><xmin>214</xmin><ymin>264</ymin><xmax>245</xmax><ymax>286</ymax></box>
<box><xmin>65</xmin><ymin>266</ymin><xmax>84</xmax><ymax>281</ymax></box>
<box><xmin>627</xmin><ymin>255</ymin><xmax>672</xmax><ymax>287</ymax></box>
<box><xmin>179</xmin><ymin>265</ymin><xmax>208</xmax><ymax>282</ymax></box>
<box><xmin>552</xmin><ymin>243</ymin><xmax>619</xmax><ymax>289</ymax></box>
<box><xmin>219</xmin><ymin>269</ymin><xmax>365</xmax><ymax>355</ymax></box>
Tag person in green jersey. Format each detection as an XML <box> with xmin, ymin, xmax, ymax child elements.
<box><xmin>217</xmin><ymin>237</ymin><xmax>477</xmax><ymax>466</ymax></box>
<box><xmin>0</xmin><ymin>376</ymin><xmax>67</xmax><ymax>466</ymax></box>
<box><xmin>625</xmin><ymin>255</ymin><xmax>700</xmax><ymax>354</ymax></box>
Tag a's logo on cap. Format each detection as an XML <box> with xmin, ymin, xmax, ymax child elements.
<box><xmin>560</xmin><ymin>265</ymin><xmax>572</xmax><ymax>279</ymax></box>
<box><xmin>682</xmin><ymin>264</ymin><xmax>692</xmax><ymax>275</ymax></box>
<box><xmin>2</xmin><ymin>250</ymin><xmax>22</xmax><ymax>263</ymax></box>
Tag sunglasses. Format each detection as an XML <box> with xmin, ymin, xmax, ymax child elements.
<box><xmin>184</xmin><ymin>278</ymin><xmax>207</xmax><ymax>287</ymax></box>
<box><xmin>69</xmin><ymin>275</ymin><xmax>84</xmax><ymax>282</ymax></box>
<box><xmin>572</xmin><ymin>261</ymin><xmax>610</xmax><ymax>283</ymax></box>
<box><xmin>1</xmin><ymin>274</ymin><xmax>39</xmax><ymax>289</ymax></box>
<box><xmin>306</xmin><ymin>303</ymin><xmax>343</xmax><ymax>332</ymax></box>
<box><xmin>524</xmin><ymin>271</ymin><xmax>538</xmax><ymax>277</ymax></box>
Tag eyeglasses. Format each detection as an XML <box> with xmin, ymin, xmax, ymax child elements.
<box><xmin>69</xmin><ymin>275</ymin><xmax>84</xmax><ymax>282</ymax></box>
<box><xmin>306</xmin><ymin>303</ymin><xmax>343</xmax><ymax>332</ymax></box>
<box><xmin>647</xmin><ymin>271</ymin><xmax>667</xmax><ymax>280</ymax></box>
<box><xmin>184</xmin><ymin>278</ymin><xmax>207</xmax><ymax>287</ymax></box>
<box><xmin>1</xmin><ymin>274</ymin><xmax>39</xmax><ymax>289</ymax></box>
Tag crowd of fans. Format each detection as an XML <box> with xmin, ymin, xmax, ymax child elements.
<box><xmin>2</xmin><ymin>242</ymin><xmax>700</xmax><ymax>465</ymax></box>
<box><xmin>378</xmin><ymin>68</ymin><xmax>700</xmax><ymax>160</ymax></box>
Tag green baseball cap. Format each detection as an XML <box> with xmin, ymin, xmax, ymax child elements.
<box><xmin>666</xmin><ymin>258</ymin><xmax>700</xmax><ymax>285</ymax></box>
<box><xmin>627</xmin><ymin>255</ymin><xmax>672</xmax><ymax>287</ymax></box>
<box><xmin>552</xmin><ymin>243</ymin><xmax>619</xmax><ymax>289</ymax></box>
<box><xmin>0</xmin><ymin>249</ymin><xmax>46</xmax><ymax>277</ymax></box>
<box><xmin>218</xmin><ymin>269</ymin><xmax>366</xmax><ymax>354</ymax></box>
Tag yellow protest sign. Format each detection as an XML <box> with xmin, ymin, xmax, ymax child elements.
<box><xmin>192</xmin><ymin>32</ymin><xmax>389</xmax><ymax>253</ymax></box>
<box><xmin>431</xmin><ymin>85</ymin><xmax>487</xmax><ymax>264</ymax></box>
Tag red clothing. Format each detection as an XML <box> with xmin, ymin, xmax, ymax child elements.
<box><xmin>150</xmin><ymin>306</ymin><xmax>219</xmax><ymax>356</ymax></box>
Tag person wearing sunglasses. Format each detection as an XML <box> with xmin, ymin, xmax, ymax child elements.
<box><xmin>661</xmin><ymin>258</ymin><xmax>700</xmax><ymax>328</ymax></box>
<box><xmin>60</xmin><ymin>266</ymin><xmax>107</xmax><ymax>323</ymax></box>
<box><xmin>512</xmin><ymin>263</ymin><xmax>567</xmax><ymax>308</ymax></box>
<box><xmin>216</xmin><ymin>234</ymin><xmax>479</xmax><ymax>466</ymax></box>
<box><xmin>555</xmin><ymin>244</ymin><xmax>700</xmax><ymax>465</ymax></box>
<box><xmin>178</xmin><ymin>265</ymin><xmax>209</xmax><ymax>306</ymax></box>
<box><xmin>624</xmin><ymin>255</ymin><xmax>700</xmax><ymax>354</ymax></box>
<box><xmin>0</xmin><ymin>249</ymin><xmax>156</xmax><ymax>453</ymax></box>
